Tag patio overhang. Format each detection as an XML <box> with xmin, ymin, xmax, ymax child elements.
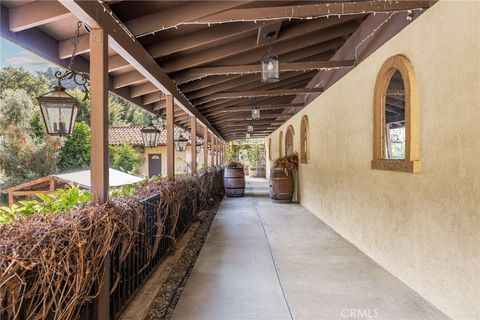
<box><xmin>0</xmin><ymin>0</ymin><xmax>434</xmax><ymax>142</ymax></box>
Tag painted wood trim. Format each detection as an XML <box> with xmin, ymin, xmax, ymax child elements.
<box><xmin>372</xmin><ymin>55</ymin><xmax>421</xmax><ymax>173</ymax></box>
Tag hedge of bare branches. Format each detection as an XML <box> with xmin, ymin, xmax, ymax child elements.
<box><xmin>0</xmin><ymin>169</ymin><xmax>224</xmax><ymax>320</ymax></box>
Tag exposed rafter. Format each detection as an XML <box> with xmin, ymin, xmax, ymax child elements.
<box><xmin>190</xmin><ymin>1</ymin><xmax>431</xmax><ymax>23</ymax></box>
<box><xmin>58</xmin><ymin>0</ymin><xmax>223</xmax><ymax>139</ymax></box>
<box><xmin>176</xmin><ymin>60</ymin><xmax>355</xmax><ymax>82</ymax></box>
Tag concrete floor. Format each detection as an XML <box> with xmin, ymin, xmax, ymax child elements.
<box><xmin>172</xmin><ymin>178</ymin><xmax>449</xmax><ymax>320</ymax></box>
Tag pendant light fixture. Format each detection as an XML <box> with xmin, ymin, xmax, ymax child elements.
<box><xmin>36</xmin><ymin>21</ymin><xmax>90</xmax><ymax>137</ymax></box>
<box><xmin>174</xmin><ymin>134</ymin><xmax>189</xmax><ymax>152</ymax></box>
<box><xmin>141</xmin><ymin>121</ymin><xmax>161</xmax><ymax>147</ymax></box>
<box><xmin>261</xmin><ymin>31</ymin><xmax>279</xmax><ymax>83</ymax></box>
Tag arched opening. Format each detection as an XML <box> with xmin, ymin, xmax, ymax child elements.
<box><xmin>300</xmin><ymin>115</ymin><xmax>309</xmax><ymax>163</ymax></box>
<box><xmin>372</xmin><ymin>55</ymin><xmax>420</xmax><ymax>173</ymax></box>
<box><xmin>285</xmin><ymin>125</ymin><xmax>295</xmax><ymax>156</ymax></box>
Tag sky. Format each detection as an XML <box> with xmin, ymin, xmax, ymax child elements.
<box><xmin>0</xmin><ymin>38</ymin><xmax>54</xmax><ymax>73</ymax></box>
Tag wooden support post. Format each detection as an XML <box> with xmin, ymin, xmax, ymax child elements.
<box><xmin>210</xmin><ymin>134</ymin><xmax>215</xmax><ymax>167</ymax></box>
<box><xmin>215</xmin><ymin>138</ymin><xmax>219</xmax><ymax>166</ymax></box>
<box><xmin>166</xmin><ymin>95</ymin><xmax>175</xmax><ymax>178</ymax></box>
<box><xmin>203</xmin><ymin>127</ymin><xmax>209</xmax><ymax>169</ymax></box>
<box><xmin>90</xmin><ymin>28</ymin><xmax>109</xmax><ymax>320</ymax></box>
<box><xmin>90</xmin><ymin>28</ymin><xmax>109</xmax><ymax>204</ymax></box>
<box><xmin>190</xmin><ymin>116</ymin><xmax>197</xmax><ymax>175</ymax></box>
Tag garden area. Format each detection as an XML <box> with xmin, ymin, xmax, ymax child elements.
<box><xmin>0</xmin><ymin>67</ymin><xmax>149</xmax><ymax>207</ymax></box>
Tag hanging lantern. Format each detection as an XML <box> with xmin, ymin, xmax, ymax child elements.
<box><xmin>37</xmin><ymin>80</ymin><xmax>78</xmax><ymax>136</ymax></box>
<box><xmin>246</xmin><ymin>133</ymin><xmax>251</xmax><ymax>139</ymax></box>
<box><xmin>261</xmin><ymin>32</ymin><xmax>279</xmax><ymax>83</ymax></box>
<box><xmin>196</xmin><ymin>143</ymin><xmax>202</xmax><ymax>154</ymax></box>
<box><xmin>141</xmin><ymin>122</ymin><xmax>161</xmax><ymax>147</ymax></box>
<box><xmin>252</xmin><ymin>106</ymin><xmax>261</xmax><ymax>120</ymax></box>
<box><xmin>174</xmin><ymin>134</ymin><xmax>188</xmax><ymax>152</ymax></box>
<box><xmin>36</xmin><ymin>21</ymin><xmax>90</xmax><ymax>137</ymax></box>
<box><xmin>247</xmin><ymin>124</ymin><xmax>254</xmax><ymax>132</ymax></box>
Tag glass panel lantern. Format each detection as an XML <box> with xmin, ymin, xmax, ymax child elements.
<box><xmin>246</xmin><ymin>132</ymin><xmax>251</xmax><ymax>139</ymax></box>
<box><xmin>252</xmin><ymin>107</ymin><xmax>261</xmax><ymax>120</ymax></box>
<box><xmin>247</xmin><ymin>124</ymin><xmax>254</xmax><ymax>132</ymax></box>
<box><xmin>174</xmin><ymin>134</ymin><xmax>188</xmax><ymax>152</ymax></box>
<box><xmin>261</xmin><ymin>49</ymin><xmax>279</xmax><ymax>83</ymax></box>
<box><xmin>36</xmin><ymin>82</ymin><xmax>78</xmax><ymax>136</ymax></box>
<box><xmin>141</xmin><ymin>123</ymin><xmax>161</xmax><ymax>147</ymax></box>
<box><xmin>196</xmin><ymin>143</ymin><xmax>202</xmax><ymax>154</ymax></box>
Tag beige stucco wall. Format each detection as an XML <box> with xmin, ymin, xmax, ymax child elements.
<box><xmin>140</xmin><ymin>146</ymin><xmax>203</xmax><ymax>177</ymax></box>
<box><xmin>266</xmin><ymin>2</ymin><xmax>480</xmax><ymax>319</ymax></box>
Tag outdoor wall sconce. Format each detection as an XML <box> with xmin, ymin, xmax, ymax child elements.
<box><xmin>246</xmin><ymin>133</ymin><xmax>251</xmax><ymax>139</ymax></box>
<box><xmin>261</xmin><ymin>31</ymin><xmax>279</xmax><ymax>83</ymax></box>
<box><xmin>141</xmin><ymin>122</ymin><xmax>161</xmax><ymax>147</ymax></box>
<box><xmin>174</xmin><ymin>134</ymin><xmax>188</xmax><ymax>152</ymax></box>
<box><xmin>196</xmin><ymin>143</ymin><xmax>202</xmax><ymax>154</ymax></box>
<box><xmin>36</xmin><ymin>21</ymin><xmax>90</xmax><ymax>137</ymax></box>
<box><xmin>247</xmin><ymin>124</ymin><xmax>254</xmax><ymax>132</ymax></box>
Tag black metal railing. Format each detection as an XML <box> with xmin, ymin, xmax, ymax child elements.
<box><xmin>1</xmin><ymin>168</ymin><xmax>224</xmax><ymax>320</ymax></box>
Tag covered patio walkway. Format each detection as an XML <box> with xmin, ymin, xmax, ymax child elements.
<box><xmin>172</xmin><ymin>178</ymin><xmax>448</xmax><ymax>320</ymax></box>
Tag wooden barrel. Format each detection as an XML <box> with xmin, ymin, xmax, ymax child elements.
<box><xmin>224</xmin><ymin>167</ymin><xmax>245</xmax><ymax>198</ymax></box>
<box><xmin>269</xmin><ymin>168</ymin><xmax>294</xmax><ymax>203</ymax></box>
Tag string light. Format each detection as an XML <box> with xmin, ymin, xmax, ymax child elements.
<box><xmin>134</xmin><ymin>8</ymin><xmax>425</xmax><ymax>38</ymax></box>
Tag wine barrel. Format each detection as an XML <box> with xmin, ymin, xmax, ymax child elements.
<box><xmin>269</xmin><ymin>168</ymin><xmax>294</xmax><ymax>203</ymax></box>
<box><xmin>224</xmin><ymin>167</ymin><xmax>245</xmax><ymax>198</ymax></box>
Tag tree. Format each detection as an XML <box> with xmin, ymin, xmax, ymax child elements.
<box><xmin>57</xmin><ymin>121</ymin><xmax>91</xmax><ymax>171</ymax></box>
<box><xmin>0</xmin><ymin>89</ymin><xmax>60</xmax><ymax>192</ymax></box>
<box><xmin>109</xmin><ymin>144</ymin><xmax>142</xmax><ymax>174</ymax></box>
<box><xmin>0</xmin><ymin>67</ymin><xmax>49</xmax><ymax>101</ymax></box>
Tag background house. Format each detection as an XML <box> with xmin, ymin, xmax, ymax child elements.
<box><xmin>109</xmin><ymin>125</ymin><xmax>204</xmax><ymax>177</ymax></box>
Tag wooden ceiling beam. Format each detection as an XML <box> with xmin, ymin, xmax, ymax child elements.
<box><xmin>59</xmin><ymin>20</ymin><xmax>277</xmax><ymax>70</ymax></box>
<box><xmin>194</xmin><ymin>73</ymin><xmax>317</xmax><ymax>105</ymax></box>
<box><xmin>180</xmin><ymin>75</ymin><xmax>244</xmax><ymax>93</ymax></box>
<box><xmin>196</xmin><ymin>1</ymin><xmax>431</xmax><ymax>23</ymax></box>
<box><xmin>185</xmin><ymin>51</ymin><xmax>333</xmax><ymax>101</ymax></box>
<box><xmin>143</xmin><ymin>92</ymin><xmax>163</xmax><ymax>105</ymax></box>
<box><xmin>257</xmin><ymin>21</ymin><xmax>282</xmax><ymax>45</ymax></box>
<box><xmin>8</xmin><ymin>1</ymin><xmax>70</xmax><ymax>32</ymax></box>
<box><xmin>203</xmin><ymin>88</ymin><xmax>323</xmax><ymax>101</ymax></box>
<box><xmin>131</xmin><ymin>82</ymin><xmax>160</xmax><ymax>98</ymax></box>
<box><xmin>203</xmin><ymin>104</ymin><xmax>303</xmax><ymax>116</ymax></box>
<box><xmin>199</xmin><ymin>93</ymin><xmax>294</xmax><ymax>111</ymax></box>
<box><xmin>124</xmin><ymin>1</ymin><xmax>251</xmax><ymax>37</ymax></box>
<box><xmin>59</xmin><ymin>0</ymin><xmax>223</xmax><ymax>139</ymax></box>
<box><xmin>189</xmin><ymin>70</ymin><xmax>314</xmax><ymax>101</ymax></box>
<box><xmin>175</xmin><ymin>60</ymin><xmax>355</xmax><ymax>83</ymax></box>
<box><xmin>112</xmin><ymin>70</ymin><xmax>147</xmax><ymax>89</ymax></box>
<box><xmin>207</xmin><ymin>28</ymin><xmax>351</xmax><ymax>68</ymax></box>
<box><xmin>163</xmin><ymin>16</ymin><xmax>359</xmax><ymax>73</ymax></box>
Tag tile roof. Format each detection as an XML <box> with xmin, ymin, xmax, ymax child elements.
<box><xmin>109</xmin><ymin>125</ymin><xmax>202</xmax><ymax>147</ymax></box>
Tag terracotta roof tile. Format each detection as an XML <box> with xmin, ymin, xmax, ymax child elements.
<box><xmin>109</xmin><ymin>125</ymin><xmax>202</xmax><ymax>147</ymax></box>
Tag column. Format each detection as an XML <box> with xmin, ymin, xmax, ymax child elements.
<box><xmin>203</xmin><ymin>126</ymin><xmax>209</xmax><ymax>169</ymax></box>
<box><xmin>90</xmin><ymin>28</ymin><xmax>109</xmax><ymax>320</ymax></box>
<box><xmin>190</xmin><ymin>116</ymin><xmax>197</xmax><ymax>175</ymax></box>
<box><xmin>166</xmin><ymin>95</ymin><xmax>174</xmax><ymax>178</ymax></box>
<box><xmin>210</xmin><ymin>134</ymin><xmax>215</xmax><ymax>166</ymax></box>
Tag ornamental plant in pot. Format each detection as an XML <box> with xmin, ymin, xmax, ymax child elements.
<box><xmin>224</xmin><ymin>161</ymin><xmax>246</xmax><ymax>198</ymax></box>
<box><xmin>269</xmin><ymin>152</ymin><xmax>299</xmax><ymax>203</ymax></box>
